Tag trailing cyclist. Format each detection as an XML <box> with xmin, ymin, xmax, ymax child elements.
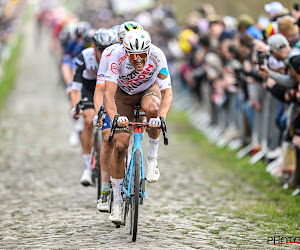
<box><xmin>93</xmin><ymin>21</ymin><xmax>143</xmax><ymax>212</ymax></box>
<box><xmin>104</xmin><ymin>29</ymin><xmax>173</xmax><ymax>222</ymax></box>
<box><xmin>70</xmin><ymin>28</ymin><xmax>116</xmax><ymax>186</ymax></box>
<box><xmin>61</xmin><ymin>21</ymin><xmax>92</xmax><ymax>147</ymax></box>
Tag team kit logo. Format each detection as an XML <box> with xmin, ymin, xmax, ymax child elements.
<box><xmin>111</xmin><ymin>63</ymin><xmax>119</xmax><ymax>74</ymax></box>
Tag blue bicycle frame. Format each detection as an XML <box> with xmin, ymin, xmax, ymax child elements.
<box><xmin>123</xmin><ymin>125</ymin><xmax>146</xmax><ymax>199</ymax></box>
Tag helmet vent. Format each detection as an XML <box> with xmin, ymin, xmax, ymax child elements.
<box><xmin>130</xmin><ymin>42</ymin><xmax>134</xmax><ymax>51</ymax></box>
<box><xmin>135</xmin><ymin>38</ymin><xmax>139</xmax><ymax>50</ymax></box>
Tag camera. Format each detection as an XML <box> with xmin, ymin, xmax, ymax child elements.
<box><xmin>253</xmin><ymin>50</ymin><xmax>266</xmax><ymax>70</ymax></box>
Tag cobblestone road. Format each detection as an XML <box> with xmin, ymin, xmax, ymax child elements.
<box><xmin>0</xmin><ymin>21</ymin><xmax>294</xmax><ymax>249</ymax></box>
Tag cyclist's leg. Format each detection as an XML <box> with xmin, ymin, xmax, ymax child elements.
<box><xmin>109</xmin><ymin>132</ymin><xmax>130</xmax><ymax>222</ymax></box>
<box><xmin>69</xmin><ymin>81</ymin><xmax>82</xmax><ymax>147</ymax></box>
<box><xmin>97</xmin><ymin>115</ymin><xmax>114</xmax><ymax>211</ymax></box>
<box><xmin>80</xmin><ymin>87</ymin><xmax>95</xmax><ymax>186</ymax></box>
<box><xmin>140</xmin><ymin>81</ymin><xmax>162</xmax><ymax>182</ymax></box>
<box><xmin>109</xmin><ymin>87</ymin><xmax>138</xmax><ymax>222</ymax></box>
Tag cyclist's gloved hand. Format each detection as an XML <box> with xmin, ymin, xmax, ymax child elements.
<box><xmin>117</xmin><ymin>116</ymin><xmax>129</xmax><ymax>127</ymax></box>
<box><xmin>71</xmin><ymin>107</ymin><xmax>80</xmax><ymax>120</ymax></box>
<box><xmin>93</xmin><ymin>115</ymin><xmax>104</xmax><ymax>128</ymax></box>
<box><xmin>149</xmin><ymin>117</ymin><xmax>161</xmax><ymax>128</ymax></box>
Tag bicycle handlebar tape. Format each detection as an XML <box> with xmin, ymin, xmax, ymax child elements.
<box><xmin>159</xmin><ymin>116</ymin><xmax>168</xmax><ymax>146</ymax></box>
<box><xmin>108</xmin><ymin>114</ymin><xmax>120</xmax><ymax>143</ymax></box>
<box><xmin>97</xmin><ymin>105</ymin><xmax>105</xmax><ymax>123</ymax></box>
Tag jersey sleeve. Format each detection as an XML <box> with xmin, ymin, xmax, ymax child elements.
<box><xmin>105</xmin><ymin>49</ymin><xmax>121</xmax><ymax>84</ymax></box>
<box><xmin>156</xmin><ymin>52</ymin><xmax>172</xmax><ymax>90</ymax></box>
<box><xmin>96</xmin><ymin>49</ymin><xmax>110</xmax><ymax>87</ymax></box>
<box><xmin>72</xmin><ymin>53</ymin><xmax>85</xmax><ymax>90</ymax></box>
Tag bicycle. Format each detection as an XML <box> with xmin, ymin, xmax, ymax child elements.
<box><xmin>108</xmin><ymin>105</ymin><xmax>168</xmax><ymax>241</ymax></box>
<box><xmin>75</xmin><ymin>100</ymin><xmax>108</xmax><ymax>208</ymax></box>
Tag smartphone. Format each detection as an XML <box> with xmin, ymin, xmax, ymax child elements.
<box><xmin>294</xmin><ymin>3</ymin><xmax>299</xmax><ymax>11</ymax></box>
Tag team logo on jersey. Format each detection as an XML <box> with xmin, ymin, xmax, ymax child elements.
<box><xmin>111</xmin><ymin>63</ymin><xmax>119</xmax><ymax>75</ymax></box>
<box><xmin>97</xmin><ymin>74</ymin><xmax>105</xmax><ymax>81</ymax></box>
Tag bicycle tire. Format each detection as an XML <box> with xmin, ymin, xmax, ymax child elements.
<box><xmin>95</xmin><ymin>130</ymin><xmax>102</xmax><ymax>200</ymax></box>
<box><xmin>131</xmin><ymin>149</ymin><xmax>140</xmax><ymax>242</ymax></box>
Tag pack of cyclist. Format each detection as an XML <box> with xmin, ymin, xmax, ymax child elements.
<box><xmin>46</xmin><ymin>12</ymin><xmax>173</xmax><ymax>224</ymax></box>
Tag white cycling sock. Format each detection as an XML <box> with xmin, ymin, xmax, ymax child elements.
<box><xmin>111</xmin><ymin>178</ymin><xmax>123</xmax><ymax>206</ymax></box>
<box><xmin>148</xmin><ymin>137</ymin><xmax>159</xmax><ymax>158</ymax></box>
<box><xmin>82</xmin><ymin>154</ymin><xmax>92</xmax><ymax>171</ymax></box>
<box><xmin>101</xmin><ymin>182</ymin><xmax>110</xmax><ymax>193</ymax></box>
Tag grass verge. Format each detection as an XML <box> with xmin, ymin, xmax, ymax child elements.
<box><xmin>0</xmin><ymin>35</ymin><xmax>23</xmax><ymax>109</ymax></box>
<box><xmin>168</xmin><ymin>109</ymin><xmax>300</xmax><ymax>234</ymax></box>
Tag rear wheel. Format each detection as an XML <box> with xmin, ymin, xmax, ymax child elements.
<box><xmin>130</xmin><ymin>149</ymin><xmax>140</xmax><ymax>242</ymax></box>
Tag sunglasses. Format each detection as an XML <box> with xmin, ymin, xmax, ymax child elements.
<box><xmin>127</xmin><ymin>52</ymin><xmax>148</xmax><ymax>60</ymax></box>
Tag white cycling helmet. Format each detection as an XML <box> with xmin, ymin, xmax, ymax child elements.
<box><xmin>118</xmin><ymin>21</ymin><xmax>143</xmax><ymax>40</ymax></box>
<box><xmin>93</xmin><ymin>28</ymin><xmax>115</xmax><ymax>49</ymax></box>
<box><xmin>123</xmin><ymin>29</ymin><xmax>151</xmax><ymax>54</ymax></box>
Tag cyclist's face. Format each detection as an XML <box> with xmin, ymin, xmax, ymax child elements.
<box><xmin>127</xmin><ymin>52</ymin><xmax>148</xmax><ymax>71</ymax></box>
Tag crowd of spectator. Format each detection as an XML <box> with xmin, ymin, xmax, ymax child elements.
<box><xmin>176</xmin><ymin>1</ymin><xmax>300</xmax><ymax>196</ymax></box>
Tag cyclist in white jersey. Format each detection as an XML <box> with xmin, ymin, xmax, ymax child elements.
<box><xmin>104</xmin><ymin>29</ymin><xmax>173</xmax><ymax>222</ymax></box>
<box><xmin>93</xmin><ymin>21</ymin><xmax>143</xmax><ymax>212</ymax></box>
<box><xmin>70</xmin><ymin>28</ymin><xmax>116</xmax><ymax>186</ymax></box>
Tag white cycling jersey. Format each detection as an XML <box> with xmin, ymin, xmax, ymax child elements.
<box><xmin>105</xmin><ymin>44</ymin><xmax>171</xmax><ymax>95</ymax></box>
<box><xmin>96</xmin><ymin>43</ymin><xmax>120</xmax><ymax>87</ymax></box>
<box><xmin>71</xmin><ymin>47</ymin><xmax>98</xmax><ymax>91</ymax></box>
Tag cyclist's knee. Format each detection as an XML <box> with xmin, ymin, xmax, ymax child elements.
<box><xmin>114</xmin><ymin>139</ymin><xmax>129</xmax><ymax>155</ymax></box>
<box><xmin>84</xmin><ymin>118</ymin><xmax>93</xmax><ymax>131</ymax></box>
<box><xmin>146</xmin><ymin>101</ymin><xmax>160</xmax><ymax>118</ymax></box>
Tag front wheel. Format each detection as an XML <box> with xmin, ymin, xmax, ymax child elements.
<box><xmin>130</xmin><ymin>149</ymin><xmax>141</xmax><ymax>242</ymax></box>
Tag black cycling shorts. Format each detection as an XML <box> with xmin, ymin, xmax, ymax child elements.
<box><xmin>81</xmin><ymin>85</ymin><xmax>94</xmax><ymax>110</ymax></box>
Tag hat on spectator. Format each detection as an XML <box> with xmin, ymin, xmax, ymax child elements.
<box><xmin>236</xmin><ymin>14</ymin><xmax>255</xmax><ymax>28</ymax></box>
<box><xmin>267</xmin><ymin>34</ymin><xmax>289</xmax><ymax>52</ymax></box>
<box><xmin>277</xmin><ymin>16</ymin><xmax>298</xmax><ymax>37</ymax></box>
<box><xmin>264</xmin><ymin>2</ymin><xmax>284</xmax><ymax>15</ymax></box>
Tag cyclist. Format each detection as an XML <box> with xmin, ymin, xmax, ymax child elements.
<box><xmin>61</xmin><ymin>21</ymin><xmax>91</xmax><ymax>91</ymax></box>
<box><xmin>70</xmin><ymin>28</ymin><xmax>116</xmax><ymax>186</ymax></box>
<box><xmin>93</xmin><ymin>21</ymin><xmax>143</xmax><ymax>212</ymax></box>
<box><xmin>104</xmin><ymin>29</ymin><xmax>173</xmax><ymax>222</ymax></box>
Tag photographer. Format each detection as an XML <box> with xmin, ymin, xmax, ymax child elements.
<box><xmin>257</xmin><ymin>34</ymin><xmax>300</xmax><ymax>89</ymax></box>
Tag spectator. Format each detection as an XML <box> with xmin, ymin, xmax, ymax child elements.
<box><xmin>277</xmin><ymin>16</ymin><xmax>300</xmax><ymax>47</ymax></box>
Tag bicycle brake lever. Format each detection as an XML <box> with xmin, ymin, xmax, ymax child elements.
<box><xmin>108</xmin><ymin>114</ymin><xmax>120</xmax><ymax>143</ymax></box>
<box><xmin>75</xmin><ymin>100</ymin><xmax>82</xmax><ymax>115</ymax></box>
<box><xmin>159</xmin><ymin>116</ymin><xmax>168</xmax><ymax>146</ymax></box>
<box><xmin>97</xmin><ymin>105</ymin><xmax>105</xmax><ymax>123</ymax></box>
